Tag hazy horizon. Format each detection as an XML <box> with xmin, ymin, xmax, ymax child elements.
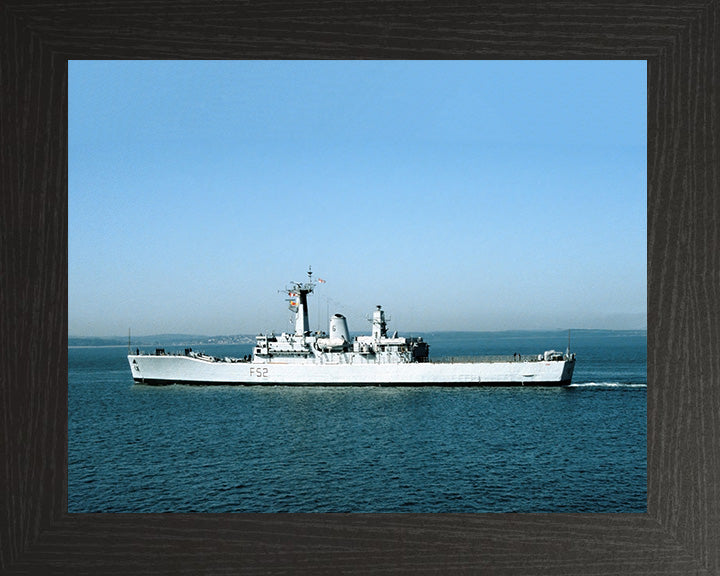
<box><xmin>69</xmin><ymin>61</ymin><xmax>646</xmax><ymax>338</ymax></box>
<box><xmin>70</xmin><ymin>323</ymin><xmax>648</xmax><ymax>341</ymax></box>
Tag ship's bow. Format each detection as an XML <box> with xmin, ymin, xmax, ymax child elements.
<box><xmin>561</xmin><ymin>358</ymin><xmax>576</xmax><ymax>385</ymax></box>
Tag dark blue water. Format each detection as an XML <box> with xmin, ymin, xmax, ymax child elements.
<box><xmin>68</xmin><ymin>330</ymin><xmax>646</xmax><ymax>512</ymax></box>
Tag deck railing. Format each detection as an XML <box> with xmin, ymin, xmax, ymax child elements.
<box><xmin>430</xmin><ymin>354</ymin><xmax>543</xmax><ymax>364</ymax></box>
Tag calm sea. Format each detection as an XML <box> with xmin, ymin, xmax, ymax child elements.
<box><xmin>68</xmin><ymin>330</ymin><xmax>646</xmax><ymax>513</ymax></box>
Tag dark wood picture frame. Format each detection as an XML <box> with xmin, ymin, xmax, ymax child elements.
<box><xmin>2</xmin><ymin>2</ymin><xmax>718</xmax><ymax>574</ymax></box>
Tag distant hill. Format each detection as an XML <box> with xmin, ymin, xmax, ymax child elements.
<box><xmin>68</xmin><ymin>334</ymin><xmax>255</xmax><ymax>347</ymax></box>
<box><xmin>68</xmin><ymin>328</ymin><xmax>645</xmax><ymax>348</ymax></box>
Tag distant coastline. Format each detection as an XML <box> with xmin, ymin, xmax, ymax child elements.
<box><xmin>68</xmin><ymin>328</ymin><xmax>646</xmax><ymax>348</ymax></box>
<box><xmin>68</xmin><ymin>334</ymin><xmax>256</xmax><ymax>348</ymax></box>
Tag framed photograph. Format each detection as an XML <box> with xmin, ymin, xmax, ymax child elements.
<box><xmin>2</xmin><ymin>1</ymin><xmax>717</xmax><ymax>574</ymax></box>
<box><xmin>66</xmin><ymin>59</ymin><xmax>646</xmax><ymax>515</ymax></box>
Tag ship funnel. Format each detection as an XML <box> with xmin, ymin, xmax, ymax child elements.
<box><xmin>330</xmin><ymin>313</ymin><xmax>350</xmax><ymax>341</ymax></box>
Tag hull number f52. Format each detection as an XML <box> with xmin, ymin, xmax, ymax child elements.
<box><xmin>249</xmin><ymin>367</ymin><xmax>268</xmax><ymax>378</ymax></box>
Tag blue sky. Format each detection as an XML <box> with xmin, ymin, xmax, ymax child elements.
<box><xmin>69</xmin><ymin>60</ymin><xmax>646</xmax><ymax>337</ymax></box>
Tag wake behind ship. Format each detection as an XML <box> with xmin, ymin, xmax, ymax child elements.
<box><xmin>128</xmin><ymin>269</ymin><xmax>575</xmax><ymax>386</ymax></box>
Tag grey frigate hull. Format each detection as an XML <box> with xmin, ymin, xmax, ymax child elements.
<box><xmin>128</xmin><ymin>353</ymin><xmax>575</xmax><ymax>386</ymax></box>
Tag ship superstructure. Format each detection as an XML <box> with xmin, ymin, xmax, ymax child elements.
<box><xmin>255</xmin><ymin>269</ymin><xmax>429</xmax><ymax>365</ymax></box>
<box><xmin>128</xmin><ymin>269</ymin><xmax>575</xmax><ymax>386</ymax></box>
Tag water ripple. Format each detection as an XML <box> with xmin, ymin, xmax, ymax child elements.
<box><xmin>69</xmin><ymin>333</ymin><xmax>646</xmax><ymax>513</ymax></box>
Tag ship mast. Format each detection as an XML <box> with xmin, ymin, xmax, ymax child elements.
<box><xmin>567</xmin><ymin>329</ymin><xmax>571</xmax><ymax>357</ymax></box>
<box><xmin>372</xmin><ymin>305</ymin><xmax>388</xmax><ymax>340</ymax></box>
<box><xmin>287</xmin><ymin>266</ymin><xmax>315</xmax><ymax>336</ymax></box>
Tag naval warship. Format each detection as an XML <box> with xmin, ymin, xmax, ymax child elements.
<box><xmin>128</xmin><ymin>269</ymin><xmax>575</xmax><ymax>386</ymax></box>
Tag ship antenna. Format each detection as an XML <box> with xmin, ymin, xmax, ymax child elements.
<box><xmin>128</xmin><ymin>328</ymin><xmax>131</xmax><ymax>354</ymax></box>
<box><xmin>567</xmin><ymin>329</ymin><xmax>571</xmax><ymax>357</ymax></box>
